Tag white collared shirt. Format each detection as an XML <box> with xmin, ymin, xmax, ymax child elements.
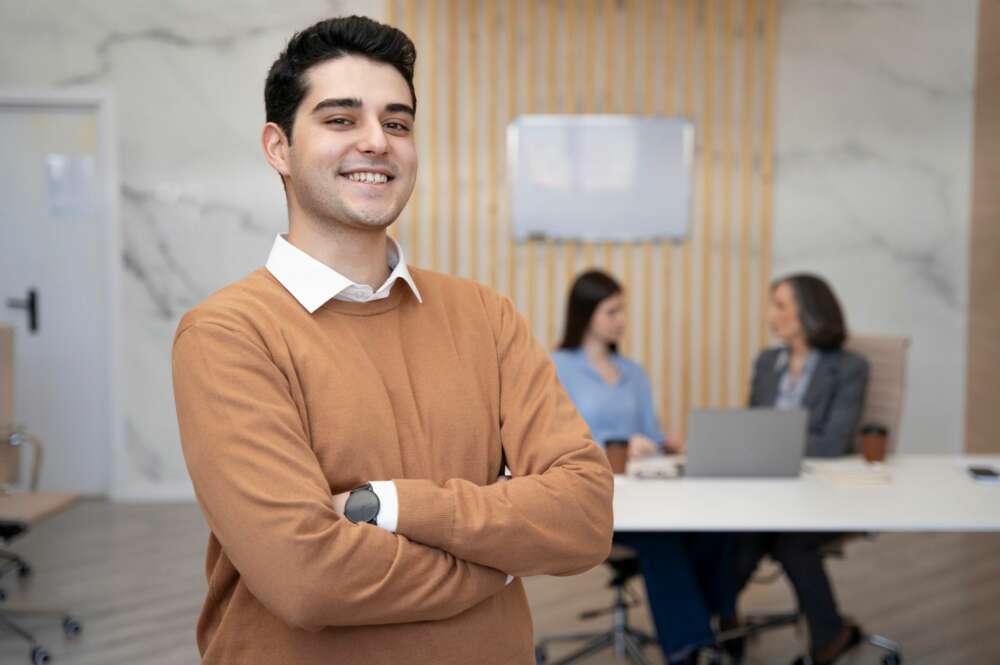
<box><xmin>265</xmin><ymin>233</ymin><xmax>422</xmax><ymax>313</ymax></box>
<box><xmin>773</xmin><ymin>348</ymin><xmax>820</xmax><ymax>410</ymax></box>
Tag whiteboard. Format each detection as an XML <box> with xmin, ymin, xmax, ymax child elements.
<box><xmin>508</xmin><ymin>115</ymin><xmax>694</xmax><ymax>242</ymax></box>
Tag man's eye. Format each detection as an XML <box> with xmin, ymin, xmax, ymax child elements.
<box><xmin>325</xmin><ymin>117</ymin><xmax>352</xmax><ymax>126</ymax></box>
<box><xmin>385</xmin><ymin>122</ymin><xmax>410</xmax><ymax>132</ymax></box>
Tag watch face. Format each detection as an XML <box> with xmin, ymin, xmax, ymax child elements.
<box><xmin>346</xmin><ymin>489</ymin><xmax>380</xmax><ymax>524</ymax></box>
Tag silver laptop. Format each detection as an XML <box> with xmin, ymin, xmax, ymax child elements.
<box><xmin>683</xmin><ymin>408</ymin><xmax>809</xmax><ymax>478</ymax></box>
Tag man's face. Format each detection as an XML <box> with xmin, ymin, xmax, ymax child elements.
<box><xmin>281</xmin><ymin>55</ymin><xmax>417</xmax><ymax>230</ymax></box>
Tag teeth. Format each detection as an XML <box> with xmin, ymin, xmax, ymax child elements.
<box><xmin>347</xmin><ymin>172</ymin><xmax>388</xmax><ymax>184</ymax></box>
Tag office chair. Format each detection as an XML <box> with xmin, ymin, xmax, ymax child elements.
<box><xmin>0</xmin><ymin>420</ymin><xmax>83</xmax><ymax>665</ymax></box>
<box><xmin>729</xmin><ymin>542</ymin><xmax>902</xmax><ymax>665</ymax></box>
<box><xmin>733</xmin><ymin>335</ymin><xmax>910</xmax><ymax>665</ymax></box>
<box><xmin>0</xmin><ymin>429</ymin><xmax>83</xmax><ymax>665</ymax></box>
<box><xmin>0</xmin><ymin>327</ymin><xmax>34</xmax><ymax>589</ymax></box>
<box><xmin>1</xmin><ymin>324</ymin><xmax>84</xmax><ymax>662</ymax></box>
<box><xmin>0</xmin><ymin>429</ymin><xmax>42</xmax><ymax>583</ymax></box>
<box><xmin>534</xmin><ymin>545</ymin><xmax>660</xmax><ymax>665</ymax></box>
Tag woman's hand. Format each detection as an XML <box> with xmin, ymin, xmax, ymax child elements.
<box><xmin>663</xmin><ymin>434</ymin><xmax>686</xmax><ymax>454</ymax></box>
<box><xmin>628</xmin><ymin>433</ymin><xmax>659</xmax><ymax>459</ymax></box>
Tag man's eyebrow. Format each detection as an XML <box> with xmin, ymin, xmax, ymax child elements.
<box><xmin>311</xmin><ymin>99</ymin><xmax>415</xmax><ymax>118</ymax></box>
<box><xmin>385</xmin><ymin>103</ymin><xmax>415</xmax><ymax>117</ymax></box>
<box><xmin>311</xmin><ymin>97</ymin><xmax>362</xmax><ymax>113</ymax></box>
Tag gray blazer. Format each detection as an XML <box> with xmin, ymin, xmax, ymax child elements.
<box><xmin>749</xmin><ymin>347</ymin><xmax>870</xmax><ymax>458</ymax></box>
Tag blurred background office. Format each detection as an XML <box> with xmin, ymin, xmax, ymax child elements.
<box><xmin>1</xmin><ymin>1</ymin><xmax>998</xmax><ymax>664</ymax></box>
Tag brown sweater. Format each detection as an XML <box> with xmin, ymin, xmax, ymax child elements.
<box><xmin>171</xmin><ymin>266</ymin><xmax>614</xmax><ymax>665</ymax></box>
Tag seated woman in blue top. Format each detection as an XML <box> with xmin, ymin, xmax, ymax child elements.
<box><xmin>733</xmin><ymin>273</ymin><xmax>870</xmax><ymax>665</ymax></box>
<box><xmin>551</xmin><ymin>272</ymin><xmax>667</xmax><ymax>459</ymax></box>
<box><xmin>552</xmin><ymin>270</ymin><xmax>734</xmax><ymax>665</ymax></box>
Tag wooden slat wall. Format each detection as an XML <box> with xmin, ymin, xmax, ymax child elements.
<box><xmin>386</xmin><ymin>0</ymin><xmax>777</xmax><ymax>433</ymax></box>
<box><xmin>966</xmin><ymin>0</ymin><xmax>1000</xmax><ymax>454</ymax></box>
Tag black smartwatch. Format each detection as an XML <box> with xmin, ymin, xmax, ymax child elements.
<box><xmin>343</xmin><ymin>483</ymin><xmax>380</xmax><ymax>525</ymax></box>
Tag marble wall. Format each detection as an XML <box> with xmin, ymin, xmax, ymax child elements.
<box><xmin>772</xmin><ymin>0</ymin><xmax>978</xmax><ymax>454</ymax></box>
<box><xmin>0</xmin><ymin>0</ymin><xmax>979</xmax><ymax>498</ymax></box>
<box><xmin>1</xmin><ymin>0</ymin><xmax>385</xmax><ymax>498</ymax></box>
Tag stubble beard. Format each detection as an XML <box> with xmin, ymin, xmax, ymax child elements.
<box><xmin>295</xmin><ymin>170</ymin><xmax>403</xmax><ymax>232</ymax></box>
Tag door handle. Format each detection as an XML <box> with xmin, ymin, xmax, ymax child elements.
<box><xmin>5</xmin><ymin>288</ymin><xmax>38</xmax><ymax>333</ymax></box>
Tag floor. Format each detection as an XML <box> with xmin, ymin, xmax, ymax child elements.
<box><xmin>1</xmin><ymin>500</ymin><xmax>998</xmax><ymax>665</ymax></box>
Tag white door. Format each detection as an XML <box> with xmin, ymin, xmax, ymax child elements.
<box><xmin>0</xmin><ymin>94</ymin><xmax>116</xmax><ymax>494</ymax></box>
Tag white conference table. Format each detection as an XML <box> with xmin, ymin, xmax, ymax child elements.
<box><xmin>614</xmin><ymin>454</ymin><xmax>1000</xmax><ymax>532</ymax></box>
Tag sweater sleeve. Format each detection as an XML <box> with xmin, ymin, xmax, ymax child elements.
<box><xmin>391</xmin><ymin>291</ymin><xmax>614</xmax><ymax>578</ymax></box>
<box><xmin>172</xmin><ymin>321</ymin><xmax>508</xmax><ymax>632</ymax></box>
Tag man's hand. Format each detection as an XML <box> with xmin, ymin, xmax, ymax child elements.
<box><xmin>627</xmin><ymin>434</ymin><xmax>659</xmax><ymax>459</ymax></box>
<box><xmin>332</xmin><ymin>490</ymin><xmax>349</xmax><ymax>517</ymax></box>
<box><xmin>334</xmin><ymin>477</ymin><xmax>515</xmax><ymax>586</ymax></box>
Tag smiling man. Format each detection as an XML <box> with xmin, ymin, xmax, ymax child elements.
<box><xmin>170</xmin><ymin>15</ymin><xmax>613</xmax><ymax>665</ymax></box>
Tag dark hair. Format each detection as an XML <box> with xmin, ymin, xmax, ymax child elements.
<box><xmin>265</xmin><ymin>15</ymin><xmax>417</xmax><ymax>143</ymax></box>
<box><xmin>773</xmin><ymin>273</ymin><xmax>848</xmax><ymax>351</ymax></box>
<box><xmin>558</xmin><ymin>270</ymin><xmax>623</xmax><ymax>352</ymax></box>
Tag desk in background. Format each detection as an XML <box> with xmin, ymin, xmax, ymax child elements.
<box><xmin>614</xmin><ymin>454</ymin><xmax>1000</xmax><ymax>532</ymax></box>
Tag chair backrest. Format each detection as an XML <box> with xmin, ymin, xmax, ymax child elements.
<box><xmin>0</xmin><ymin>325</ymin><xmax>18</xmax><ymax>486</ymax></box>
<box><xmin>844</xmin><ymin>334</ymin><xmax>910</xmax><ymax>452</ymax></box>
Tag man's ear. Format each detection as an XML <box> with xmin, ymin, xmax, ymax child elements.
<box><xmin>262</xmin><ymin>122</ymin><xmax>292</xmax><ymax>177</ymax></box>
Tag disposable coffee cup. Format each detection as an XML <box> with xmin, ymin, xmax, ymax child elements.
<box><xmin>605</xmin><ymin>439</ymin><xmax>629</xmax><ymax>474</ymax></box>
<box><xmin>859</xmin><ymin>424</ymin><xmax>889</xmax><ymax>463</ymax></box>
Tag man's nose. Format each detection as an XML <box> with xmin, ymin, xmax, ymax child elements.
<box><xmin>357</xmin><ymin>118</ymin><xmax>389</xmax><ymax>155</ymax></box>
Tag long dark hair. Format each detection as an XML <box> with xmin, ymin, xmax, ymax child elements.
<box><xmin>773</xmin><ymin>273</ymin><xmax>848</xmax><ymax>351</ymax></box>
<box><xmin>558</xmin><ymin>270</ymin><xmax>622</xmax><ymax>352</ymax></box>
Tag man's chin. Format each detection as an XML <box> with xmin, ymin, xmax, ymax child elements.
<box><xmin>340</xmin><ymin>208</ymin><xmax>400</xmax><ymax>231</ymax></box>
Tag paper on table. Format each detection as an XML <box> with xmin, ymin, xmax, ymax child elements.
<box><xmin>626</xmin><ymin>455</ymin><xmax>684</xmax><ymax>480</ymax></box>
<box><xmin>811</xmin><ymin>463</ymin><xmax>892</xmax><ymax>487</ymax></box>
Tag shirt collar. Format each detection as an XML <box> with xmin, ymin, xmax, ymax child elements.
<box><xmin>774</xmin><ymin>348</ymin><xmax>820</xmax><ymax>373</ymax></box>
<box><xmin>565</xmin><ymin>348</ymin><xmax>628</xmax><ymax>382</ymax></box>
<box><xmin>265</xmin><ymin>234</ymin><xmax>422</xmax><ymax>313</ymax></box>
